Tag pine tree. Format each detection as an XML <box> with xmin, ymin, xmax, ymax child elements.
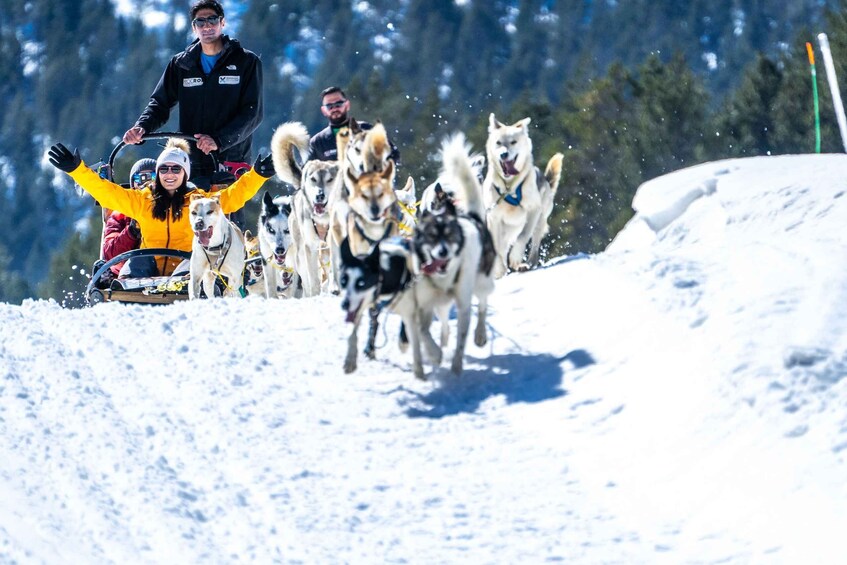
<box><xmin>553</xmin><ymin>63</ymin><xmax>641</xmax><ymax>255</ymax></box>
<box><xmin>713</xmin><ymin>54</ymin><xmax>783</xmax><ymax>157</ymax></box>
<box><xmin>631</xmin><ymin>52</ymin><xmax>710</xmax><ymax>178</ymax></box>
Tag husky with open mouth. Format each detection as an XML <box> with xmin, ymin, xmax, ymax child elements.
<box><xmin>413</xmin><ymin>133</ymin><xmax>496</xmax><ymax>376</ymax></box>
<box><xmin>258</xmin><ymin>191</ymin><xmax>298</xmax><ymax>298</ymax></box>
<box><xmin>271</xmin><ymin>121</ymin><xmax>339</xmax><ymax>296</ymax></box>
<box><xmin>242</xmin><ymin>229</ymin><xmax>265</xmax><ymax>296</ymax></box>
<box><xmin>188</xmin><ymin>194</ymin><xmax>246</xmax><ymax>299</ymax></box>
<box><xmin>483</xmin><ymin>113</ymin><xmax>563</xmax><ymax>277</ymax></box>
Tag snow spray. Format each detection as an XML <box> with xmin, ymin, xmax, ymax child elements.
<box><xmin>817</xmin><ymin>33</ymin><xmax>847</xmax><ymax>153</ymax></box>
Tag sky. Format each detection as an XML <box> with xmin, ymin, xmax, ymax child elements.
<box><xmin>1</xmin><ymin>153</ymin><xmax>846</xmax><ymax>563</ymax></box>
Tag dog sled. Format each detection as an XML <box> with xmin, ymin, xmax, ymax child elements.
<box><xmin>86</xmin><ymin>248</ymin><xmax>191</xmax><ymax>305</ymax></box>
<box><xmin>84</xmin><ymin>132</ymin><xmax>248</xmax><ymax>306</ymax></box>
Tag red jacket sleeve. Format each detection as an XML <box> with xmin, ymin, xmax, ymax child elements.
<box><xmin>102</xmin><ymin>213</ymin><xmax>140</xmax><ymax>261</ymax></box>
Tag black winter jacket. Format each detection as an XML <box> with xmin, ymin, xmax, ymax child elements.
<box><xmin>135</xmin><ymin>35</ymin><xmax>263</xmax><ymax>173</ymax></box>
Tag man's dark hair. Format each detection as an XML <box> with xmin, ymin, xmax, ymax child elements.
<box><xmin>320</xmin><ymin>86</ymin><xmax>346</xmax><ymax>101</ymax></box>
<box><xmin>190</xmin><ymin>0</ymin><xmax>224</xmax><ymax>19</ymax></box>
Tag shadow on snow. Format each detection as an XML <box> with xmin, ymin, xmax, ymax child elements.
<box><xmin>403</xmin><ymin>349</ymin><xmax>596</xmax><ymax>419</ymax></box>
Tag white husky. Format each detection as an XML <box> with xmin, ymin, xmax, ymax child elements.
<box><xmin>188</xmin><ymin>194</ymin><xmax>246</xmax><ymax>299</ymax></box>
<box><xmin>483</xmin><ymin>113</ymin><xmax>563</xmax><ymax>277</ymax></box>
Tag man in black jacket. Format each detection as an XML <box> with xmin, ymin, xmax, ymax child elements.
<box><xmin>307</xmin><ymin>86</ymin><xmax>399</xmax><ymax>164</ymax></box>
<box><xmin>123</xmin><ymin>0</ymin><xmax>262</xmax><ymax>199</ymax></box>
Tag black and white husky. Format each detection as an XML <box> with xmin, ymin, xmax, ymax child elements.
<box><xmin>413</xmin><ymin>133</ymin><xmax>496</xmax><ymax>376</ymax></box>
<box><xmin>258</xmin><ymin>191</ymin><xmax>298</xmax><ymax>299</ymax></box>
<box><xmin>339</xmin><ymin>236</ymin><xmax>442</xmax><ymax>379</ymax></box>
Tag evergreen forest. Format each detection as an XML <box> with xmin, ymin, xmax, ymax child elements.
<box><xmin>1</xmin><ymin>0</ymin><xmax>846</xmax><ymax>304</ymax></box>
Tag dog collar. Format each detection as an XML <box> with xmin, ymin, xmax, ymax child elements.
<box><xmin>352</xmin><ymin>215</ymin><xmax>394</xmax><ymax>247</ymax></box>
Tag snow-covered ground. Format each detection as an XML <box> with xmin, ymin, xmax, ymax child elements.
<box><xmin>2</xmin><ymin>154</ymin><xmax>846</xmax><ymax>563</ymax></box>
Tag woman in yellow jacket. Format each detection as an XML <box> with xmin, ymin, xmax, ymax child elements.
<box><xmin>48</xmin><ymin>138</ymin><xmax>276</xmax><ymax>277</ymax></box>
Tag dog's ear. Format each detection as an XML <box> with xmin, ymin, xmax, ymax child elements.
<box><xmin>434</xmin><ymin>182</ymin><xmax>444</xmax><ymax>196</ymax></box>
<box><xmin>516</xmin><ymin>117</ymin><xmax>531</xmax><ymax>129</ymax></box>
<box><xmin>189</xmin><ymin>192</ymin><xmax>204</xmax><ymax>202</ymax></box>
<box><xmin>401</xmin><ymin>175</ymin><xmax>414</xmax><ymax>194</ymax></box>
<box><xmin>349</xmin><ymin>118</ymin><xmax>362</xmax><ymax>134</ymax></box>
<box><xmin>244</xmin><ymin>229</ymin><xmax>253</xmax><ymax>239</ymax></box>
<box><xmin>262</xmin><ymin>190</ymin><xmax>275</xmax><ymax>210</ymax></box>
<box><xmin>380</xmin><ymin>159</ymin><xmax>394</xmax><ymax>181</ymax></box>
<box><xmin>366</xmin><ymin>242</ymin><xmax>381</xmax><ymax>271</ymax></box>
<box><xmin>345</xmin><ymin>165</ymin><xmax>358</xmax><ymax>188</ymax></box>
<box><xmin>488</xmin><ymin>113</ymin><xmax>501</xmax><ymax>131</ymax></box>
<box><xmin>340</xmin><ymin>236</ymin><xmax>355</xmax><ymax>265</ymax></box>
<box><xmin>281</xmin><ymin>200</ymin><xmax>292</xmax><ymax>216</ymax></box>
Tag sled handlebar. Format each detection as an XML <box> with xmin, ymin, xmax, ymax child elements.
<box><xmin>108</xmin><ymin>132</ymin><xmax>220</xmax><ymax>171</ymax></box>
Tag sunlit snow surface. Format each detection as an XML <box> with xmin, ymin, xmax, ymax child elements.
<box><xmin>2</xmin><ymin>155</ymin><xmax>846</xmax><ymax>563</ymax></box>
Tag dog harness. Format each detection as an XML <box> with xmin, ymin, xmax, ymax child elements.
<box><xmin>374</xmin><ymin>239</ymin><xmax>416</xmax><ymax>322</ymax></box>
<box><xmin>396</xmin><ymin>199</ymin><xmax>420</xmax><ymax>236</ymax></box>
<box><xmin>199</xmin><ymin>222</ymin><xmax>246</xmax><ymax>296</ymax></box>
<box><xmin>493</xmin><ymin>180</ymin><xmax>523</xmax><ymax>206</ymax></box>
<box><xmin>351</xmin><ymin>214</ymin><xmax>395</xmax><ymax>248</ymax></box>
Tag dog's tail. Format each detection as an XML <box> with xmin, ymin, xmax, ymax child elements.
<box><xmin>544</xmin><ymin>153</ymin><xmax>564</xmax><ymax>193</ymax></box>
<box><xmin>271</xmin><ymin>122</ymin><xmax>309</xmax><ymax>187</ymax></box>
<box><xmin>441</xmin><ymin>132</ymin><xmax>484</xmax><ymax>218</ymax></box>
<box><xmin>362</xmin><ymin>122</ymin><xmax>390</xmax><ymax>173</ymax></box>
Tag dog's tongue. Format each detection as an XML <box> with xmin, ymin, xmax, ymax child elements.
<box><xmin>422</xmin><ymin>258</ymin><xmax>448</xmax><ymax>275</ymax></box>
<box><xmin>345</xmin><ymin>309</ymin><xmax>357</xmax><ymax>323</ymax></box>
<box><xmin>500</xmin><ymin>158</ymin><xmax>519</xmax><ymax>177</ymax></box>
<box><xmin>197</xmin><ymin>226</ymin><xmax>214</xmax><ymax>246</ymax></box>
<box><xmin>313</xmin><ymin>203</ymin><xmax>326</xmax><ymax>215</ymax></box>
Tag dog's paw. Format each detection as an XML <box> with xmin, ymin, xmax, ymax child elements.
<box><xmin>450</xmin><ymin>355</ymin><xmax>463</xmax><ymax>376</ymax></box>
<box><xmin>364</xmin><ymin>345</ymin><xmax>377</xmax><ymax>360</ymax></box>
<box><xmin>474</xmin><ymin>328</ymin><xmax>487</xmax><ymax>347</ymax></box>
<box><xmin>514</xmin><ymin>262</ymin><xmax>531</xmax><ymax>272</ymax></box>
<box><xmin>343</xmin><ymin>357</ymin><xmax>357</xmax><ymax>374</ymax></box>
<box><xmin>412</xmin><ymin>359</ymin><xmax>428</xmax><ymax>380</ymax></box>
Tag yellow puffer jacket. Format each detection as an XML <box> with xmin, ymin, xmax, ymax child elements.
<box><xmin>70</xmin><ymin>162</ymin><xmax>267</xmax><ymax>253</ymax></box>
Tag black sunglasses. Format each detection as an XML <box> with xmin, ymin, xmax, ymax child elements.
<box><xmin>192</xmin><ymin>15</ymin><xmax>222</xmax><ymax>28</ymax></box>
<box><xmin>323</xmin><ymin>100</ymin><xmax>347</xmax><ymax>110</ymax></box>
<box><xmin>158</xmin><ymin>165</ymin><xmax>183</xmax><ymax>174</ymax></box>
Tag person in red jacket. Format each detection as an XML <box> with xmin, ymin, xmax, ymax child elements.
<box><xmin>101</xmin><ymin>158</ymin><xmax>157</xmax><ymax>276</ymax></box>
